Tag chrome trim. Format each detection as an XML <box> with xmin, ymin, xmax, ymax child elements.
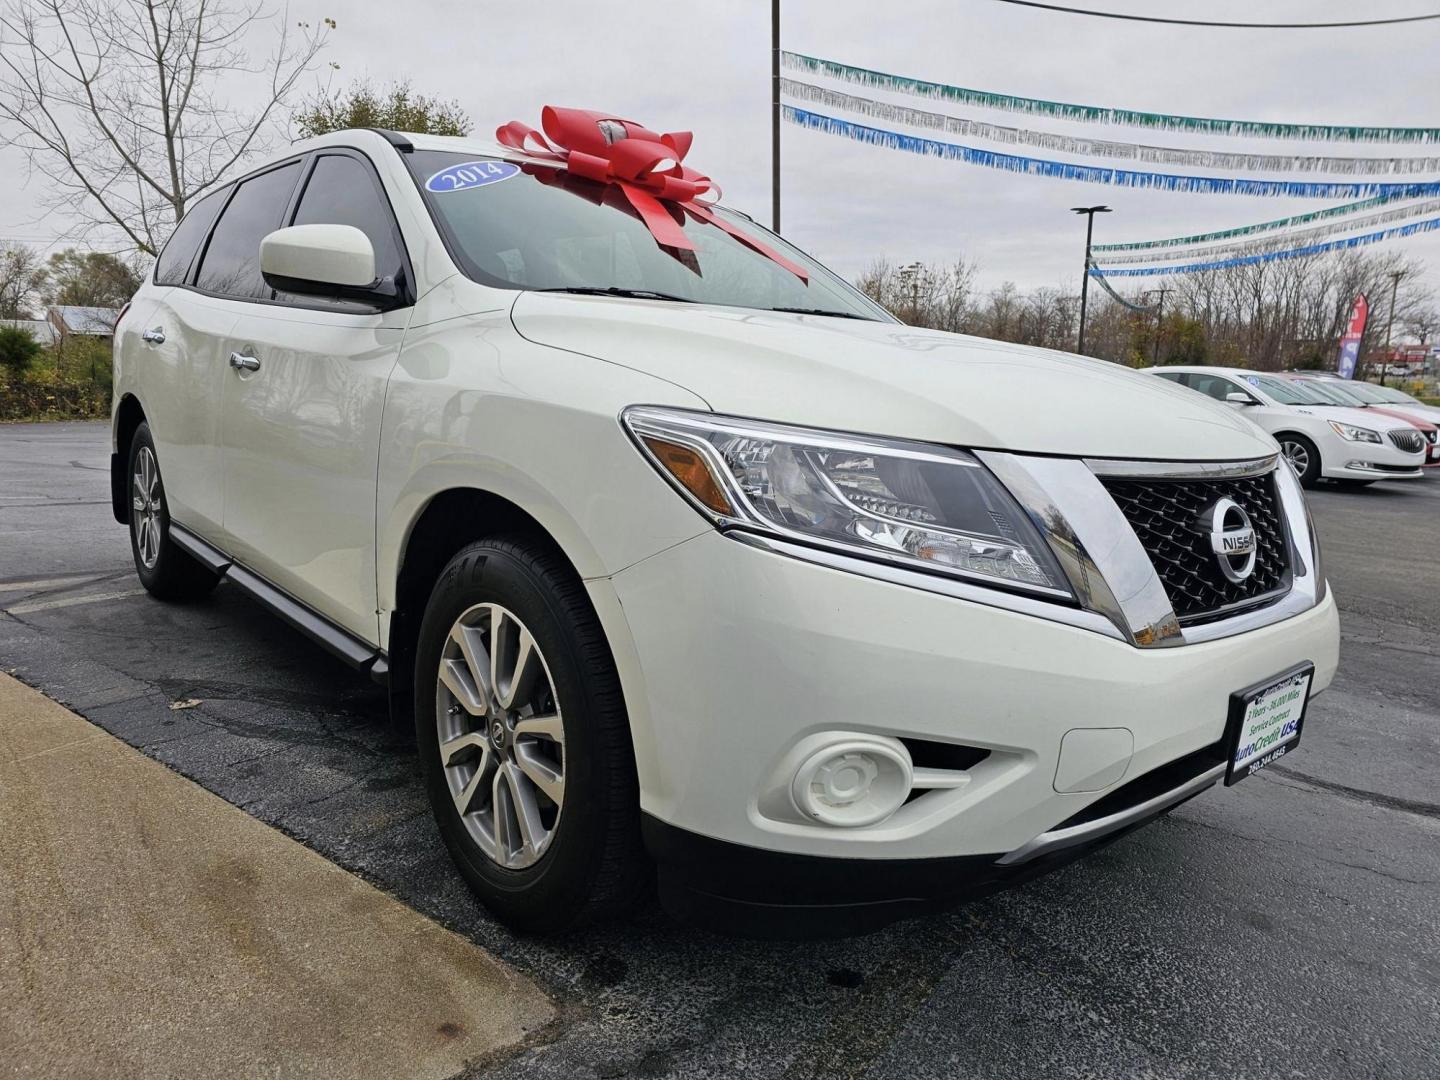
<box><xmin>979</xmin><ymin>451</ymin><xmax>1182</xmax><ymax>648</ymax></box>
<box><xmin>1180</xmin><ymin>461</ymin><xmax>1321</xmax><ymax>644</ymax></box>
<box><xmin>998</xmin><ymin>763</ymin><xmax>1226</xmax><ymax>867</ymax></box>
<box><xmin>1386</xmin><ymin>429</ymin><xmax>1424</xmax><ymax>454</ymax></box>
<box><xmin>1084</xmin><ymin>454</ymin><xmax>1279</xmax><ymax>480</ymax></box>
<box><xmin>728</xmin><ymin>531</ymin><xmax>1126</xmax><ymax>641</ymax></box>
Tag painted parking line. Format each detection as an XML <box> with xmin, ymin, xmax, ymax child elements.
<box><xmin>4</xmin><ymin>589</ymin><xmax>148</xmax><ymax>615</ymax></box>
<box><xmin>0</xmin><ymin>574</ymin><xmax>111</xmax><ymax>594</ymax></box>
<box><xmin>0</xmin><ymin>673</ymin><xmax>555</xmax><ymax>1077</ymax></box>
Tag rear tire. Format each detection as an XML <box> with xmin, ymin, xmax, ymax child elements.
<box><xmin>127</xmin><ymin>423</ymin><xmax>220</xmax><ymax>602</ymax></box>
<box><xmin>1277</xmin><ymin>434</ymin><xmax>1321</xmax><ymax>489</ymax></box>
<box><xmin>414</xmin><ymin>536</ymin><xmax>648</xmax><ymax>934</ymax></box>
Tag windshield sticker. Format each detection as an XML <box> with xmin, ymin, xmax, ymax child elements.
<box><xmin>1246</xmin><ymin>376</ymin><xmax>1261</xmax><ymax>385</ymax></box>
<box><xmin>426</xmin><ymin>160</ymin><xmax>520</xmax><ymax>193</ymax></box>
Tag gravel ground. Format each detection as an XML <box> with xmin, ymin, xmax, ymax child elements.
<box><xmin>2</xmin><ymin>421</ymin><xmax>1437</xmax><ymax>1080</ymax></box>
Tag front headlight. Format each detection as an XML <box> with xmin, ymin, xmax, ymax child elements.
<box><xmin>623</xmin><ymin>407</ymin><xmax>1073</xmax><ymax>600</ymax></box>
<box><xmin>1328</xmin><ymin>420</ymin><xmax>1381</xmax><ymax>444</ymax></box>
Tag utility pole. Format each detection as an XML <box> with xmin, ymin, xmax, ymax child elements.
<box><xmin>899</xmin><ymin>262</ymin><xmax>925</xmax><ymax>323</ymax></box>
<box><xmin>1149</xmin><ymin>286</ymin><xmax>1172</xmax><ymax>364</ymax></box>
<box><xmin>771</xmin><ymin>0</ymin><xmax>781</xmax><ymax>234</ymax></box>
<box><xmin>1071</xmin><ymin>205</ymin><xmax>1111</xmax><ymax>355</ymax></box>
<box><xmin>1379</xmin><ymin>269</ymin><xmax>1405</xmax><ymax>386</ymax></box>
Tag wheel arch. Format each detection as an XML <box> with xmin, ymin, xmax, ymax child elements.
<box><xmin>110</xmin><ymin>393</ymin><xmax>147</xmax><ymax>524</ymax></box>
<box><xmin>386</xmin><ymin>487</ymin><xmax>592</xmax><ymax>712</ymax></box>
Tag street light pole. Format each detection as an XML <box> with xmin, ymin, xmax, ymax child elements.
<box><xmin>1379</xmin><ymin>269</ymin><xmax>1404</xmax><ymax>387</ymax></box>
<box><xmin>1072</xmin><ymin>205</ymin><xmax>1111</xmax><ymax>355</ymax></box>
<box><xmin>771</xmin><ymin>0</ymin><xmax>781</xmax><ymax>234</ymax></box>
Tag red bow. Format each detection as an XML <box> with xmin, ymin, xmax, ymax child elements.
<box><xmin>497</xmin><ymin>106</ymin><xmax>808</xmax><ymax>282</ymax></box>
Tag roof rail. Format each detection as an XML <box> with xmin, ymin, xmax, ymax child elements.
<box><xmin>361</xmin><ymin>128</ymin><xmax>414</xmax><ymax>154</ymax></box>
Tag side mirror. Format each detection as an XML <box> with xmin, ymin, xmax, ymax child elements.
<box><xmin>260</xmin><ymin>224</ymin><xmax>385</xmax><ymax>299</ymax></box>
<box><xmin>1225</xmin><ymin>392</ymin><xmax>1257</xmax><ymax>406</ymax></box>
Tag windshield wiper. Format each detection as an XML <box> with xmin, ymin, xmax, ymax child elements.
<box><xmin>534</xmin><ymin>286</ymin><xmax>695</xmax><ymax>303</ymax></box>
<box><xmin>767</xmin><ymin>306</ymin><xmax>876</xmax><ymax>321</ymax></box>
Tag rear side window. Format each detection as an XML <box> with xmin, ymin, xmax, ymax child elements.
<box><xmin>154</xmin><ymin>190</ymin><xmax>224</xmax><ymax>286</ymax></box>
<box><xmin>195</xmin><ymin>162</ymin><xmax>301</xmax><ymax>299</ymax></box>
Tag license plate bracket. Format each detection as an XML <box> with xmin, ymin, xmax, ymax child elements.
<box><xmin>1223</xmin><ymin>662</ymin><xmax>1313</xmax><ymax>786</ymax></box>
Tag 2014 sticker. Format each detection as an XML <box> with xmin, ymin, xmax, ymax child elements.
<box><xmin>426</xmin><ymin>160</ymin><xmax>520</xmax><ymax>193</ymax></box>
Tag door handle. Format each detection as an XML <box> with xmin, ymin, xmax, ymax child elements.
<box><xmin>141</xmin><ymin>327</ymin><xmax>165</xmax><ymax>345</ymax></box>
<box><xmin>228</xmin><ymin>351</ymin><xmax>261</xmax><ymax>372</ymax></box>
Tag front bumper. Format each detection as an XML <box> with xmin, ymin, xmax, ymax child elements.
<box><xmin>1320</xmin><ymin>439</ymin><xmax>1426</xmax><ymax>479</ymax></box>
<box><xmin>596</xmin><ymin>528</ymin><xmax>1339</xmax><ymax>931</ymax></box>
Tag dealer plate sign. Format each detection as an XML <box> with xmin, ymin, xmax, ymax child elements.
<box><xmin>1225</xmin><ymin>664</ymin><xmax>1313</xmax><ymax>786</ymax></box>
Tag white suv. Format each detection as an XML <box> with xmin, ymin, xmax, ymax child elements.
<box><xmin>111</xmin><ymin>129</ymin><xmax>1339</xmax><ymax>936</ymax></box>
<box><xmin>1146</xmin><ymin>366</ymin><xmax>1427</xmax><ymax>487</ymax></box>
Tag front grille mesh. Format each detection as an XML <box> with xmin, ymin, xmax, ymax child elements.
<box><xmin>1388</xmin><ymin>429</ymin><xmax>1425</xmax><ymax>454</ymax></box>
<box><xmin>1100</xmin><ymin>472</ymin><xmax>1291</xmax><ymax>624</ymax></box>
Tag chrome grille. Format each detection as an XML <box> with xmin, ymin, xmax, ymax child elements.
<box><xmin>1099</xmin><ymin>472</ymin><xmax>1292</xmax><ymax>625</ymax></box>
<box><xmin>1388</xmin><ymin>429</ymin><xmax>1425</xmax><ymax>454</ymax></box>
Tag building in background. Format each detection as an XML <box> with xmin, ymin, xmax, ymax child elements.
<box><xmin>0</xmin><ymin>318</ymin><xmax>57</xmax><ymax>347</ymax></box>
<box><xmin>47</xmin><ymin>305</ymin><xmax>120</xmax><ymax>344</ymax></box>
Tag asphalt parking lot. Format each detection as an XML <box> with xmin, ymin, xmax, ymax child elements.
<box><xmin>3</xmin><ymin>421</ymin><xmax>1438</xmax><ymax>1080</ymax></box>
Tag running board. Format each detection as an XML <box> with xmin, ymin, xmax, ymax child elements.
<box><xmin>169</xmin><ymin>523</ymin><xmax>388</xmax><ymax>683</ymax></box>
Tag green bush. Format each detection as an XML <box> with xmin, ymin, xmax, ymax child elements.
<box><xmin>0</xmin><ymin>325</ymin><xmax>42</xmax><ymax>378</ymax></box>
<box><xmin>0</xmin><ymin>377</ymin><xmax>109</xmax><ymax>421</ymax></box>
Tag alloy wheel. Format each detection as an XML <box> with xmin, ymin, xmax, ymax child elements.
<box><xmin>132</xmin><ymin>446</ymin><xmax>162</xmax><ymax>570</ymax></box>
<box><xmin>435</xmin><ymin>602</ymin><xmax>565</xmax><ymax>869</ymax></box>
<box><xmin>1280</xmin><ymin>439</ymin><xmax>1310</xmax><ymax>477</ymax></box>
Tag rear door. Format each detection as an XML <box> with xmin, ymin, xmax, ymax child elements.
<box><xmin>219</xmin><ymin>149</ymin><xmax>413</xmax><ymax>643</ymax></box>
<box><xmin>128</xmin><ymin>187</ymin><xmax>234</xmax><ymax>537</ymax></box>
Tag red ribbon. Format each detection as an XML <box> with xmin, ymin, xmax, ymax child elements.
<box><xmin>496</xmin><ymin>106</ymin><xmax>808</xmax><ymax>282</ymax></box>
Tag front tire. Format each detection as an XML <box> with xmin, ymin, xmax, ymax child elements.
<box><xmin>1278</xmin><ymin>434</ymin><xmax>1322</xmax><ymax>489</ymax></box>
<box><xmin>414</xmin><ymin>536</ymin><xmax>648</xmax><ymax>934</ymax></box>
<box><xmin>127</xmin><ymin>423</ymin><xmax>220</xmax><ymax>601</ymax></box>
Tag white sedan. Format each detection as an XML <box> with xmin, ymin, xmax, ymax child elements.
<box><xmin>1146</xmin><ymin>366</ymin><xmax>1427</xmax><ymax>487</ymax></box>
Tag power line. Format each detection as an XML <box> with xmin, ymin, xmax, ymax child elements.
<box><xmin>988</xmin><ymin>1</ymin><xmax>1440</xmax><ymax>29</ymax></box>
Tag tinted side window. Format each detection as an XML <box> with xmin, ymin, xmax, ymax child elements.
<box><xmin>195</xmin><ymin>162</ymin><xmax>301</xmax><ymax>299</ymax></box>
<box><xmin>1189</xmin><ymin>375</ymin><xmax>1243</xmax><ymax>402</ymax></box>
<box><xmin>288</xmin><ymin>154</ymin><xmax>404</xmax><ymax>291</ymax></box>
<box><xmin>154</xmin><ymin>190</ymin><xmax>225</xmax><ymax>286</ymax></box>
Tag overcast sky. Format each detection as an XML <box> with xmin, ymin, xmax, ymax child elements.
<box><xmin>3</xmin><ymin>0</ymin><xmax>1438</xmax><ymax>302</ymax></box>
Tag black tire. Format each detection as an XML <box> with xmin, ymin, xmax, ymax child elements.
<box><xmin>1277</xmin><ymin>433</ymin><xmax>1322</xmax><ymax>489</ymax></box>
<box><xmin>414</xmin><ymin>536</ymin><xmax>648</xmax><ymax>934</ymax></box>
<box><xmin>126</xmin><ymin>423</ymin><xmax>221</xmax><ymax>601</ymax></box>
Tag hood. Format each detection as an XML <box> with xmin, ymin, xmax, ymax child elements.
<box><xmin>510</xmin><ymin>293</ymin><xmax>1276</xmax><ymax>461</ymax></box>
<box><xmin>1361</xmin><ymin>405</ymin><xmax>1438</xmax><ymax>434</ymax></box>
<box><xmin>1293</xmin><ymin>404</ymin><xmax>1425</xmax><ymax>433</ymax></box>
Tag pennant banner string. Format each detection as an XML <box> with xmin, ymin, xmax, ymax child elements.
<box><xmin>1092</xmin><ymin>198</ymin><xmax>1440</xmax><ymax>266</ymax></box>
<box><xmin>782</xmin><ymin>80</ymin><xmax>1440</xmax><ymax>176</ymax></box>
<box><xmin>781</xmin><ymin>52</ymin><xmax>1440</xmax><ymax>145</ymax></box>
<box><xmin>782</xmin><ymin>106</ymin><xmax>1440</xmax><ymax>200</ymax></box>
<box><xmin>1093</xmin><ymin>196</ymin><xmax>1397</xmax><ymax>251</ymax></box>
<box><xmin>1092</xmin><ymin>216</ymin><xmax>1440</xmax><ymax>277</ymax></box>
<box><xmin>1086</xmin><ymin>264</ymin><xmax>1159</xmax><ymax>312</ymax></box>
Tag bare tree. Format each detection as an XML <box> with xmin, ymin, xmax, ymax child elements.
<box><xmin>0</xmin><ymin>0</ymin><xmax>333</xmax><ymax>256</ymax></box>
<box><xmin>0</xmin><ymin>241</ymin><xmax>47</xmax><ymax>317</ymax></box>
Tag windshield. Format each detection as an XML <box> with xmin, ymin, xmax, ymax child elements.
<box><xmin>1247</xmin><ymin>374</ymin><xmax>1333</xmax><ymax>406</ymax></box>
<box><xmin>1297</xmin><ymin>379</ymin><xmax>1367</xmax><ymax>406</ymax></box>
<box><xmin>405</xmin><ymin>150</ymin><xmax>889</xmax><ymax>321</ymax></box>
<box><xmin>1373</xmin><ymin>385</ymin><xmax>1422</xmax><ymax>405</ymax></box>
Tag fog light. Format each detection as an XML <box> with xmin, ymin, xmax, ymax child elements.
<box><xmin>790</xmin><ymin>737</ymin><xmax>912</xmax><ymax>827</ymax></box>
